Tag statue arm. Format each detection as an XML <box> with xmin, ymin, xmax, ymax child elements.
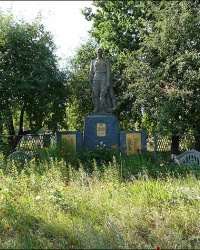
<box><xmin>106</xmin><ymin>59</ymin><xmax>111</xmax><ymax>87</ymax></box>
<box><xmin>89</xmin><ymin>60</ymin><xmax>94</xmax><ymax>86</ymax></box>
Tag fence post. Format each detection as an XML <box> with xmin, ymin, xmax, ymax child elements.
<box><xmin>43</xmin><ymin>133</ymin><xmax>51</xmax><ymax>148</ymax></box>
<box><xmin>154</xmin><ymin>134</ymin><xmax>157</xmax><ymax>156</ymax></box>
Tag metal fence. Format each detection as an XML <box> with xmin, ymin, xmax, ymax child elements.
<box><xmin>0</xmin><ymin>133</ymin><xmax>52</xmax><ymax>156</ymax></box>
<box><xmin>1</xmin><ymin>132</ymin><xmax>199</xmax><ymax>157</ymax></box>
<box><xmin>154</xmin><ymin>134</ymin><xmax>200</xmax><ymax>154</ymax></box>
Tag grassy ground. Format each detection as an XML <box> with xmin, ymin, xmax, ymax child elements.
<box><xmin>0</xmin><ymin>149</ymin><xmax>200</xmax><ymax>249</ymax></box>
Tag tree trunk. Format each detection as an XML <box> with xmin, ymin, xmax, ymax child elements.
<box><xmin>195</xmin><ymin>134</ymin><xmax>200</xmax><ymax>151</ymax></box>
<box><xmin>10</xmin><ymin>108</ymin><xmax>25</xmax><ymax>152</ymax></box>
<box><xmin>7</xmin><ymin>115</ymin><xmax>16</xmax><ymax>154</ymax></box>
<box><xmin>0</xmin><ymin>113</ymin><xmax>3</xmax><ymax>135</ymax></box>
<box><xmin>171</xmin><ymin>134</ymin><xmax>180</xmax><ymax>154</ymax></box>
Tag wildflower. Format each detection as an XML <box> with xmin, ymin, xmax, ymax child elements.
<box><xmin>35</xmin><ymin>195</ymin><xmax>41</xmax><ymax>200</ymax></box>
<box><xmin>139</xmin><ymin>242</ymin><xmax>145</xmax><ymax>248</ymax></box>
<box><xmin>160</xmin><ymin>163</ymin><xmax>164</xmax><ymax>167</ymax></box>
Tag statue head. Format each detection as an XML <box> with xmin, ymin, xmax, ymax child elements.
<box><xmin>96</xmin><ymin>47</ymin><xmax>103</xmax><ymax>58</ymax></box>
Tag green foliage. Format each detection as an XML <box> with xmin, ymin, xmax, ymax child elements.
<box><xmin>35</xmin><ymin>140</ymin><xmax>122</xmax><ymax>173</ymax></box>
<box><xmin>30</xmin><ymin>139</ymin><xmax>200</xmax><ymax>180</ymax></box>
<box><xmin>122</xmin><ymin>1</ymin><xmax>200</xmax><ymax>135</ymax></box>
<box><xmin>0</xmin><ymin>152</ymin><xmax>200</xmax><ymax>249</ymax></box>
<box><xmin>83</xmin><ymin>1</ymin><xmax>143</xmax><ymax>52</ymax></box>
<box><xmin>6</xmin><ymin>151</ymin><xmax>31</xmax><ymax>174</ymax></box>
<box><xmin>78</xmin><ymin>1</ymin><xmax>200</xmax><ymax>136</ymax></box>
<box><xmin>65</xmin><ymin>40</ymin><xmax>97</xmax><ymax>130</ymax></box>
<box><xmin>0</xmin><ymin>12</ymin><xmax>68</xmax><ymax>138</ymax></box>
<box><xmin>35</xmin><ymin>139</ymin><xmax>76</xmax><ymax>168</ymax></box>
<box><xmin>77</xmin><ymin>145</ymin><xmax>121</xmax><ymax>171</ymax></box>
<box><xmin>81</xmin><ymin>1</ymin><xmax>159</xmax><ymax>129</ymax></box>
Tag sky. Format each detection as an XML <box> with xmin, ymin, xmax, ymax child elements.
<box><xmin>0</xmin><ymin>1</ymin><xmax>94</xmax><ymax>67</ymax></box>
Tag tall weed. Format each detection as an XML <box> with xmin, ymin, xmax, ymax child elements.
<box><xmin>0</xmin><ymin>152</ymin><xmax>200</xmax><ymax>249</ymax></box>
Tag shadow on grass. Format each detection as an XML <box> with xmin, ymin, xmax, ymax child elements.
<box><xmin>2</xmin><ymin>204</ymin><xmax>125</xmax><ymax>249</ymax></box>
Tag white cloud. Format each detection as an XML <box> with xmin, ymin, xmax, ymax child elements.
<box><xmin>0</xmin><ymin>1</ymin><xmax>94</xmax><ymax>61</ymax></box>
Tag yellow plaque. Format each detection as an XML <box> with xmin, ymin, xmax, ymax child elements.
<box><xmin>61</xmin><ymin>134</ymin><xmax>76</xmax><ymax>150</ymax></box>
<box><xmin>97</xmin><ymin>123</ymin><xmax>106</xmax><ymax>137</ymax></box>
<box><xmin>126</xmin><ymin>133</ymin><xmax>141</xmax><ymax>155</ymax></box>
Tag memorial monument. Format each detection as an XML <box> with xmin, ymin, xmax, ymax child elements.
<box><xmin>58</xmin><ymin>48</ymin><xmax>147</xmax><ymax>155</ymax></box>
<box><xmin>89</xmin><ymin>48</ymin><xmax>117</xmax><ymax>115</ymax></box>
<box><xmin>84</xmin><ymin>48</ymin><xmax>119</xmax><ymax>148</ymax></box>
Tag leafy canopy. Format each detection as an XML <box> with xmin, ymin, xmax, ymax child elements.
<box><xmin>0</xmin><ymin>12</ymin><xmax>68</xmax><ymax>138</ymax></box>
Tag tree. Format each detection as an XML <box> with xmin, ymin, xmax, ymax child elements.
<box><xmin>81</xmin><ymin>0</ymin><xmax>200</xmax><ymax>153</ymax></box>
<box><xmin>0</xmin><ymin>12</ymin><xmax>68</xmax><ymax>151</ymax></box>
<box><xmin>82</xmin><ymin>1</ymin><xmax>161</xmax><ymax>130</ymax></box>
<box><xmin>70</xmin><ymin>0</ymin><xmax>199</xmax><ymax>155</ymax></box>
<box><xmin>65</xmin><ymin>40</ymin><xmax>97</xmax><ymax>130</ymax></box>
<box><xmin>122</xmin><ymin>1</ymin><xmax>200</xmax><ymax>152</ymax></box>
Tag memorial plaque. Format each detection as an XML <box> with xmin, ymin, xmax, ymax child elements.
<box><xmin>97</xmin><ymin>123</ymin><xmax>106</xmax><ymax>137</ymax></box>
<box><xmin>126</xmin><ymin>133</ymin><xmax>141</xmax><ymax>155</ymax></box>
<box><xmin>61</xmin><ymin>134</ymin><xmax>76</xmax><ymax>150</ymax></box>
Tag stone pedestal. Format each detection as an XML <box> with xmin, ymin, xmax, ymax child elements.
<box><xmin>83</xmin><ymin>115</ymin><xmax>119</xmax><ymax>149</ymax></box>
<box><xmin>57</xmin><ymin>131</ymin><xmax>83</xmax><ymax>153</ymax></box>
<box><xmin>120</xmin><ymin>130</ymin><xmax>147</xmax><ymax>155</ymax></box>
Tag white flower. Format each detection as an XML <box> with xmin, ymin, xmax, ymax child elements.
<box><xmin>35</xmin><ymin>195</ymin><xmax>41</xmax><ymax>200</ymax></box>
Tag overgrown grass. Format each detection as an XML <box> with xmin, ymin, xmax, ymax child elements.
<box><xmin>0</xmin><ymin>149</ymin><xmax>200</xmax><ymax>249</ymax></box>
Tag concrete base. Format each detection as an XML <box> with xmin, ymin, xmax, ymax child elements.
<box><xmin>83</xmin><ymin>115</ymin><xmax>119</xmax><ymax>149</ymax></box>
